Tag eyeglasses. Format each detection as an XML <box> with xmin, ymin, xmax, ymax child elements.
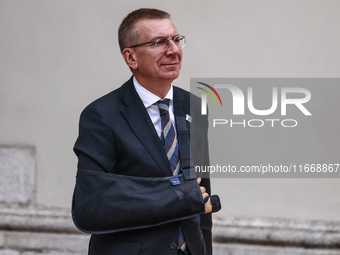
<box><xmin>127</xmin><ymin>35</ymin><xmax>186</xmax><ymax>52</ymax></box>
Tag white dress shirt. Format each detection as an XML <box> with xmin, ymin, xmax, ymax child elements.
<box><xmin>133</xmin><ymin>76</ymin><xmax>176</xmax><ymax>138</ymax></box>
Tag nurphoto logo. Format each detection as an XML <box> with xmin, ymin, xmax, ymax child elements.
<box><xmin>196</xmin><ymin>81</ymin><xmax>312</xmax><ymax>128</ymax></box>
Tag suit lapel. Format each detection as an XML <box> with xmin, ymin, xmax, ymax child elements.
<box><xmin>173</xmin><ymin>87</ymin><xmax>192</xmax><ymax>170</ymax></box>
<box><xmin>119</xmin><ymin>78</ymin><xmax>173</xmax><ymax>176</ymax></box>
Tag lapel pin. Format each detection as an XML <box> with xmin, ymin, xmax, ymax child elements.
<box><xmin>186</xmin><ymin>114</ymin><xmax>192</xmax><ymax>123</ymax></box>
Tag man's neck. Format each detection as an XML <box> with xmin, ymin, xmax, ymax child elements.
<box><xmin>134</xmin><ymin>75</ymin><xmax>172</xmax><ymax>98</ymax></box>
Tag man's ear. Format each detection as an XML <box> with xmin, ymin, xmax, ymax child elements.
<box><xmin>122</xmin><ymin>48</ymin><xmax>138</xmax><ymax>70</ymax></box>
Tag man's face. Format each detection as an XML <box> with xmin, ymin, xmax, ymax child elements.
<box><xmin>131</xmin><ymin>18</ymin><xmax>183</xmax><ymax>85</ymax></box>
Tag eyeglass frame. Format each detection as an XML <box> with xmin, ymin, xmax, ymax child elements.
<box><xmin>126</xmin><ymin>34</ymin><xmax>186</xmax><ymax>51</ymax></box>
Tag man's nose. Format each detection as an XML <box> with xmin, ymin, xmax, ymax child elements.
<box><xmin>165</xmin><ymin>39</ymin><xmax>181</xmax><ymax>55</ymax></box>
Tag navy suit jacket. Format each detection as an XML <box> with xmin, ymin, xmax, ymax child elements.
<box><xmin>72</xmin><ymin>77</ymin><xmax>213</xmax><ymax>255</ymax></box>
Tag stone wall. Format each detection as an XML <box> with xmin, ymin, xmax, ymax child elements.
<box><xmin>0</xmin><ymin>206</ymin><xmax>89</xmax><ymax>255</ymax></box>
<box><xmin>1</xmin><ymin>145</ymin><xmax>340</xmax><ymax>254</ymax></box>
<box><xmin>0</xmin><ymin>146</ymin><xmax>89</xmax><ymax>254</ymax></box>
<box><xmin>212</xmin><ymin>217</ymin><xmax>340</xmax><ymax>254</ymax></box>
<box><xmin>0</xmin><ymin>146</ymin><xmax>35</xmax><ymax>205</ymax></box>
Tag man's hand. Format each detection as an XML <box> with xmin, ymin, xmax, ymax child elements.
<box><xmin>197</xmin><ymin>178</ymin><xmax>212</xmax><ymax>213</ymax></box>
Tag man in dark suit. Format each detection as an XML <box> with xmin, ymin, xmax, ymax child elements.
<box><xmin>72</xmin><ymin>8</ymin><xmax>220</xmax><ymax>255</ymax></box>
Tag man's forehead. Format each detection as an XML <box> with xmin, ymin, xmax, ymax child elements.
<box><xmin>136</xmin><ymin>18</ymin><xmax>178</xmax><ymax>39</ymax></box>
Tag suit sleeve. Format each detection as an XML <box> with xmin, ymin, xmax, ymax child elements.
<box><xmin>200</xmin><ymin>122</ymin><xmax>213</xmax><ymax>255</ymax></box>
<box><xmin>72</xmin><ymin>105</ymin><xmax>206</xmax><ymax>234</ymax></box>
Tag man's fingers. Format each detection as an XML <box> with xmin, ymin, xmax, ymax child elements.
<box><xmin>198</xmin><ymin>178</ymin><xmax>209</xmax><ymax>200</ymax></box>
<box><xmin>204</xmin><ymin>198</ymin><xmax>213</xmax><ymax>213</ymax></box>
<box><xmin>202</xmin><ymin>192</ymin><xmax>209</xmax><ymax>200</ymax></box>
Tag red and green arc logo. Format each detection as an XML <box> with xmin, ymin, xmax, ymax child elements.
<box><xmin>196</xmin><ymin>82</ymin><xmax>223</xmax><ymax>106</ymax></box>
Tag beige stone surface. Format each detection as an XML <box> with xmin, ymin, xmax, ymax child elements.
<box><xmin>0</xmin><ymin>147</ymin><xmax>35</xmax><ymax>205</ymax></box>
<box><xmin>213</xmin><ymin>217</ymin><xmax>340</xmax><ymax>248</ymax></box>
<box><xmin>0</xmin><ymin>231</ymin><xmax>4</xmax><ymax>246</ymax></box>
<box><xmin>22</xmin><ymin>252</ymin><xmax>83</xmax><ymax>255</ymax></box>
<box><xmin>0</xmin><ymin>250</ymin><xmax>20</xmax><ymax>255</ymax></box>
<box><xmin>0</xmin><ymin>205</ymin><xmax>77</xmax><ymax>233</ymax></box>
<box><xmin>213</xmin><ymin>243</ymin><xmax>340</xmax><ymax>255</ymax></box>
<box><xmin>3</xmin><ymin>231</ymin><xmax>89</xmax><ymax>253</ymax></box>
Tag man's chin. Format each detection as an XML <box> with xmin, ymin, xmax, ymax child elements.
<box><xmin>162</xmin><ymin>72</ymin><xmax>180</xmax><ymax>81</ymax></box>
<box><xmin>159</xmin><ymin>68</ymin><xmax>181</xmax><ymax>80</ymax></box>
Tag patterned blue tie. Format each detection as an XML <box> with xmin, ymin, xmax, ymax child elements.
<box><xmin>156</xmin><ymin>99</ymin><xmax>188</xmax><ymax>254</ymax></box>
<box><xmin>157</xmin><ymin>99</ymin><xmax>180</xmax><ymax>175</ymax></box>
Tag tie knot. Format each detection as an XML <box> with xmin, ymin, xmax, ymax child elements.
<box><xmin>156</xmin><ymin>99</ymin><xmax>170</xmax><ymax>115</ymax></box>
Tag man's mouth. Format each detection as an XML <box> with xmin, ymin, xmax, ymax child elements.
<box><xmin>160</xmin><ymin>62</ymin><xmax>179</xmax><ymax>66</ymax></box>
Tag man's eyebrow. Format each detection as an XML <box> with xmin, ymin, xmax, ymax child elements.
<box><xmin>149</xmin><ymin>34</ymin><xmax>180</xmax><ymax>41</ymax></box>
<box><xmin>149</xmin><ymin>36</ymin><xmax>165</xmax><ymax>41</ymax></box>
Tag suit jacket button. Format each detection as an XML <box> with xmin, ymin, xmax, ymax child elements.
<box><xmin>170</xmin><ymin>242</ymin><xmax>178</xmax><ymax>250</ymax></box>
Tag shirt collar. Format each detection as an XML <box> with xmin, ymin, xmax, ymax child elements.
<box><xmin>133</xmin><ymin>76</ymin><xmax>173</xmax><ymax>108</ymax></box>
